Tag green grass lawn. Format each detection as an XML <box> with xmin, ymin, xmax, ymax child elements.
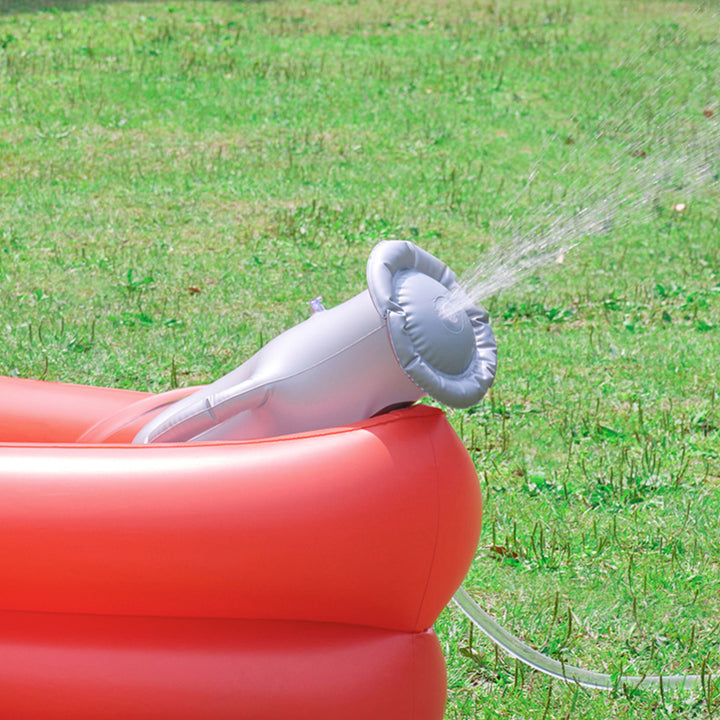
<box><xmin>1</xmin><ymin>0</ymin><xmax>718</xmax><ymax>717</ymax></box>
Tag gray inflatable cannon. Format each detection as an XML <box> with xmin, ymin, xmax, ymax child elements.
<box><xmin>134</xmin><ymin>241</ymin><xmax>497</xmax><ymax>443</ymax></box>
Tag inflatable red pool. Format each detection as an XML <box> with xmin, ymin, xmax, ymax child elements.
<box><xmin>0</xmin><ymin>376</ymin><xmax>482</xmax><ymax>719</ymax></box>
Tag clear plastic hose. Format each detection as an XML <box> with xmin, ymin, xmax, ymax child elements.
<box><xmin>453</xmin><ymin>587</ymin><xmax>710</xmax><ymax>691</ymax></box>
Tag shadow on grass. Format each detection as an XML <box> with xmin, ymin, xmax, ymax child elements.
<box><xmin>1</xmin><ymin>0</ymin><xmax>272</xmax><ymax>15</ymax></box>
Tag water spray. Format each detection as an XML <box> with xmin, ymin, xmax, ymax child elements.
<box><xmin>443</xmin><ymin>64</ymin><xmax>720</xmax><ymax>315</ymax></box>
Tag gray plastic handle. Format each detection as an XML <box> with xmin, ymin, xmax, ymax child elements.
<box><xmin>134</xmin><ymin>291</ymin><xmax>422</xmax><ymax>443</ymax></box>
<box><xmin>134</xmin><ymin>241</ymin><xmax>498</xmax><ymax>443</ymax></box>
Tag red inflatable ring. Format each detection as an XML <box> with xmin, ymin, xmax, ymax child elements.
<box><xmin>0</xmin><ymin>376</ymin><xmax>482</xmax><ymax>719</ymax></box>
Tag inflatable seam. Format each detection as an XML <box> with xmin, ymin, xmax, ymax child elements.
<box><xmin>410</xmin><ymin>417</ymin><xmax>442</xmax><ymax>633</ymax></box>
<box><xmin>411</xmin><ymin>631</ymin><xmax>418</xmax><ymax>720</ymax></box>
<box><xmin>0</xmin><ymin>406</ymin><xmax>445</xmax><ymax>450</ymax></box>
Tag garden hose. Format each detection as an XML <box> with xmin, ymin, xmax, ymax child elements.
<box><xmin>453</xmin><ymin>586</ymin><xmax>709</xmax><ymax>691</ymax></box>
